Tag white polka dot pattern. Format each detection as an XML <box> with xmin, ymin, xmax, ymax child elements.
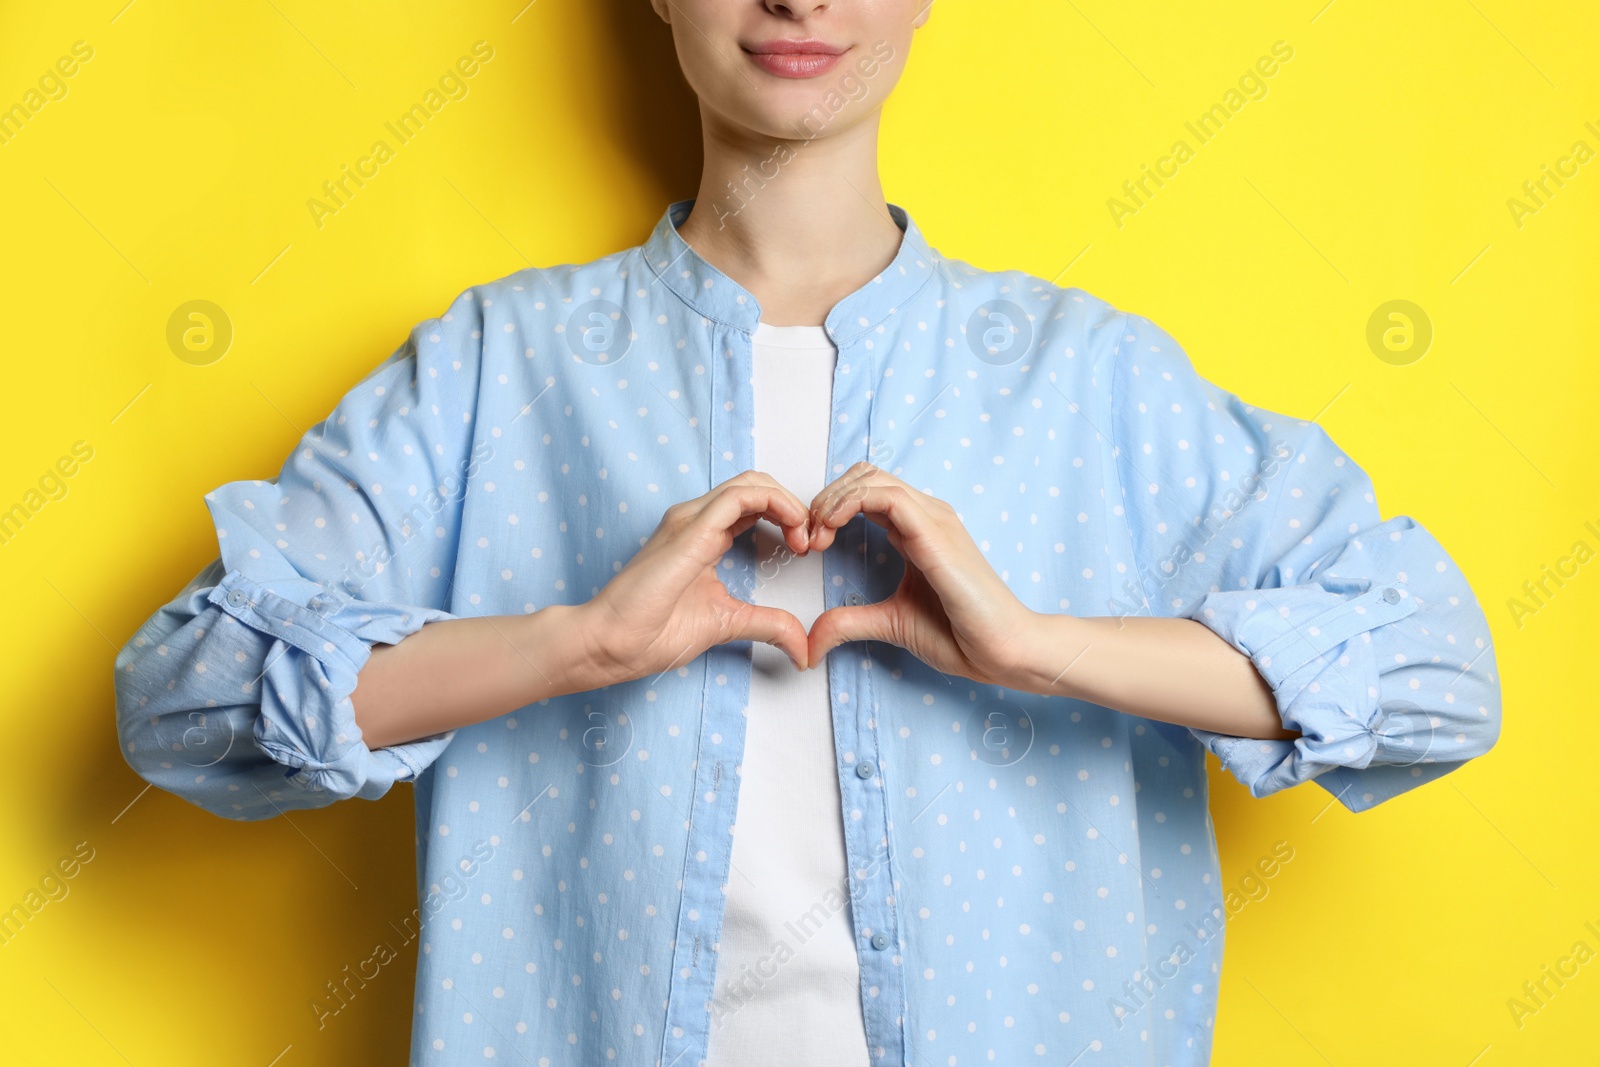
<box><xmin>112</xmin><ymin>199</ymin><xmax>1501</xmax><ymax>1067</ymax></box>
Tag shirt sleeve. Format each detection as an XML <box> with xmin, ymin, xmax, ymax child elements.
<box><xmin>113</xmin><ymin>286</ymin><xmax>492</xmax><ymax>821</ymax></box>
<box><xmin>1104</xmin><ymin>309</ymin><xmax>1502</xmax><ymax>814</ymax></box>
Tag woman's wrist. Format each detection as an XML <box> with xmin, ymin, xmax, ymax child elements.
<box><xmin>997</xmin><ymin>610</ymin><xmax>1093</xmax><ymax>698</ymax></box>
<box><xmin>534</xmin><ymin>601</ymin><xmax>631</xmax><ymax>695</ymax></box>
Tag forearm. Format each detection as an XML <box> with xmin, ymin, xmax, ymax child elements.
<box><xmin>351</xmin><ymin>603</ymin><xmax>616</xmax><ymax>749</ymax></box>
<box><xmin>1003</xmin><ymin>612</ymin><xmax>1299</xmax><ymax>741</ymax></box>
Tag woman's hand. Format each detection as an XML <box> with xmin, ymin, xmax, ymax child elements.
<box><xmin>804</xmin><ymin>461</ymin><xmax>1036</xmax><ymax>685</ymax></box>
<box><xmin>579</xmin><ymin>470</ymin><xmax>816</xmax><ymax>683</ymax></box>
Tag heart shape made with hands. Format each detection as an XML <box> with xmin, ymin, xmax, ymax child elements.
<box><xmin>692</xmin><ymin>467</ymin><xmax>1300</xmax><ymax>744</ymax></box>
<box><xmin>728</xmin><ymin>462</ymin><xmax>1036</xmax><ymax>682</ymax></box>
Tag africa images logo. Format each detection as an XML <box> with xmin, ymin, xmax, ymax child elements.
<box><xmin>965</xmin><ymin>299</ymin><xmax>1033</xmax><ymax>366</ymax></box>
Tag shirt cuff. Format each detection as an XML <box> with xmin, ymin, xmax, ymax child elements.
<box><xmin>206</xmin><ymin>568</ymin><xmax>458</xmax><ymax>798</ymax></box>
<box><xmin>1186</xmin><ymin>580</ymin><xmax>1420</xmax><ymax>801</ymax></box>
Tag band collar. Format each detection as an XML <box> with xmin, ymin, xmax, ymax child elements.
<box><xmin>640</xmin><ymin>196</ymin><xmax>939</xmax><ymax>347</ymax></box>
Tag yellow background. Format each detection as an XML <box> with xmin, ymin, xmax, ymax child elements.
<box><xmin>1</xmin><ymin>1</ymin><xmax>1595</xmax><ymax>1063</ymax></box>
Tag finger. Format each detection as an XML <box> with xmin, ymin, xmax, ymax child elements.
<box><xmin>727</xmin><ymin>513</ymin><xmax>764</xmax><ymax>540</ymax></box>
<box><xmin>808</xmin><ymin>464</ymin><xmax>929</xmax><ymax>552</ymax></box>
<box><xmin>717</xmin><ymin>598</ymin><xmax>811</xmax><ymax>670</ymax></box>
<box><xmin>710</xmin><ymin>470</ymin><xmax>812</xmax><ymax>550</ymax></box>
<box><xmin>807</xmin><ymin>600</ymin><xmax>897</xmax><ymax>664</ymax></box>
<box><xmin>703</xmin><ymin>473</ymin><xmax>812</xmax><ymax>554</ymax></box>
<box><xmin>808</xmin><ymin>468</ymin><xmax>880</xmax><ymax>552</ymax></box>
<box><xmin>726</xmin><ymin>509</ymin><xmax>813</xmax><ymax>552</ymax></box>
<box><xmin>687</xmin><ymin>485</ymin><xmax>810</xmax><ymax>564</ymax></box>
<box><xmin>811</xmin><ymin>482</ymin><xmax>938</xmax><ymax>556</ymax></box>
<box><xmin>806</xmin><ymin>463</ymin><xmax>883</xmax><ymax>545</ymax></box>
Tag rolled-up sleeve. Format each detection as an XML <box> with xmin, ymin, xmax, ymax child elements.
<box><xmin>113</xmin><ymin>286</ymin><xmax>490</xmax><ymax>821</ymax></box>
<box><xmin>1106</xmin><ymin>309</ymin><xmax>1502</xmax><ymax>813</ymax></box>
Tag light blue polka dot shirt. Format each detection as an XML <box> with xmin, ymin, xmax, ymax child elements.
<box><xmin>114</xmin><ymin>198</ymin><xmax>1501</xmax><ymax>1066</ymax></box>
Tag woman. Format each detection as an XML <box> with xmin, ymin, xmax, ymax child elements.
<box><xmin>114</xmin><ymin>2</ymin><xmax>1501</xmax><ymax>1064</ymax></box>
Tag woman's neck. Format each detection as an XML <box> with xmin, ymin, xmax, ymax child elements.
<box><xmin>675</xmin><ymin>106</ymin><xmax>905</xmax><ymax>327</ymax></box>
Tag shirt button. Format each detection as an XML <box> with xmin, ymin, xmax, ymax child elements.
<box><xmin>855</xmin><ymin>760</ymin><xmax>876</xmax><ymax>780</ymax></box>
<box><xmin>845</xmin><ymin>592</ymin><xmax>866</xmax><ymax>607</ymax></box>
<box><xmin>871</xmin><ymin>932</ymin><xmax>890</xmax><ymax>950</ymax></box>
<box><xmin>1382</xmin><ymin>587</ymin><xmax>1401</xmax><ymax>604</ymax></box>
<box><xmin>226</xmin><ymin>589</ymin><xmax>247</xmax><ymax>607</ymax></box>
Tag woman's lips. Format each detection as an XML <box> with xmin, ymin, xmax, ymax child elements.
<box><xmin>744</xmin><ymin>41</ymin><xmax>847</xmax><ymax>79</ymax></box>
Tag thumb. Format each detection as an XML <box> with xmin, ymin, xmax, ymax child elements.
<box><xmin>722</xmin><ymin>602</ymin><xmax>812</xmax><ymax>670</ymax></box>
<box><xmin>807</xmin><ymin>602</ymin><xmax>896</xmax><ymax>663</ymax></box>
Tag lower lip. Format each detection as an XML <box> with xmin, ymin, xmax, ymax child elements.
<box><xmin>748</xmin><ymin>51</ymin><xmax>844</xmax><ymax>78</ymax></box>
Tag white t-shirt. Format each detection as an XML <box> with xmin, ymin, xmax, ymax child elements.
<box><xmin>703</xmin><ymin>322</ymin><xmax>871</xmax><ymax>1065</ymax></box>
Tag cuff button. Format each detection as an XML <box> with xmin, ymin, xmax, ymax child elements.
<box><xmin>1382</xmin><ymin>587</ymin><xmax>1401</xmax><ymax>604</ymax></box>
<box><xmin>226</xmin><ymin>589</ymin><xmax>248</xmax><ymax>607</ymax></box>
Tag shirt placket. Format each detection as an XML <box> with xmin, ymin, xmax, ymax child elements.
<box><xmin>823</xmin><ymin>328</ymin><xmax>907</xmax><ymax>1066</ymax></box>
<box><xmin>658</xmin><ymin>321</ymin><xmax>760</xmax><ymax>1067</ymax></box>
